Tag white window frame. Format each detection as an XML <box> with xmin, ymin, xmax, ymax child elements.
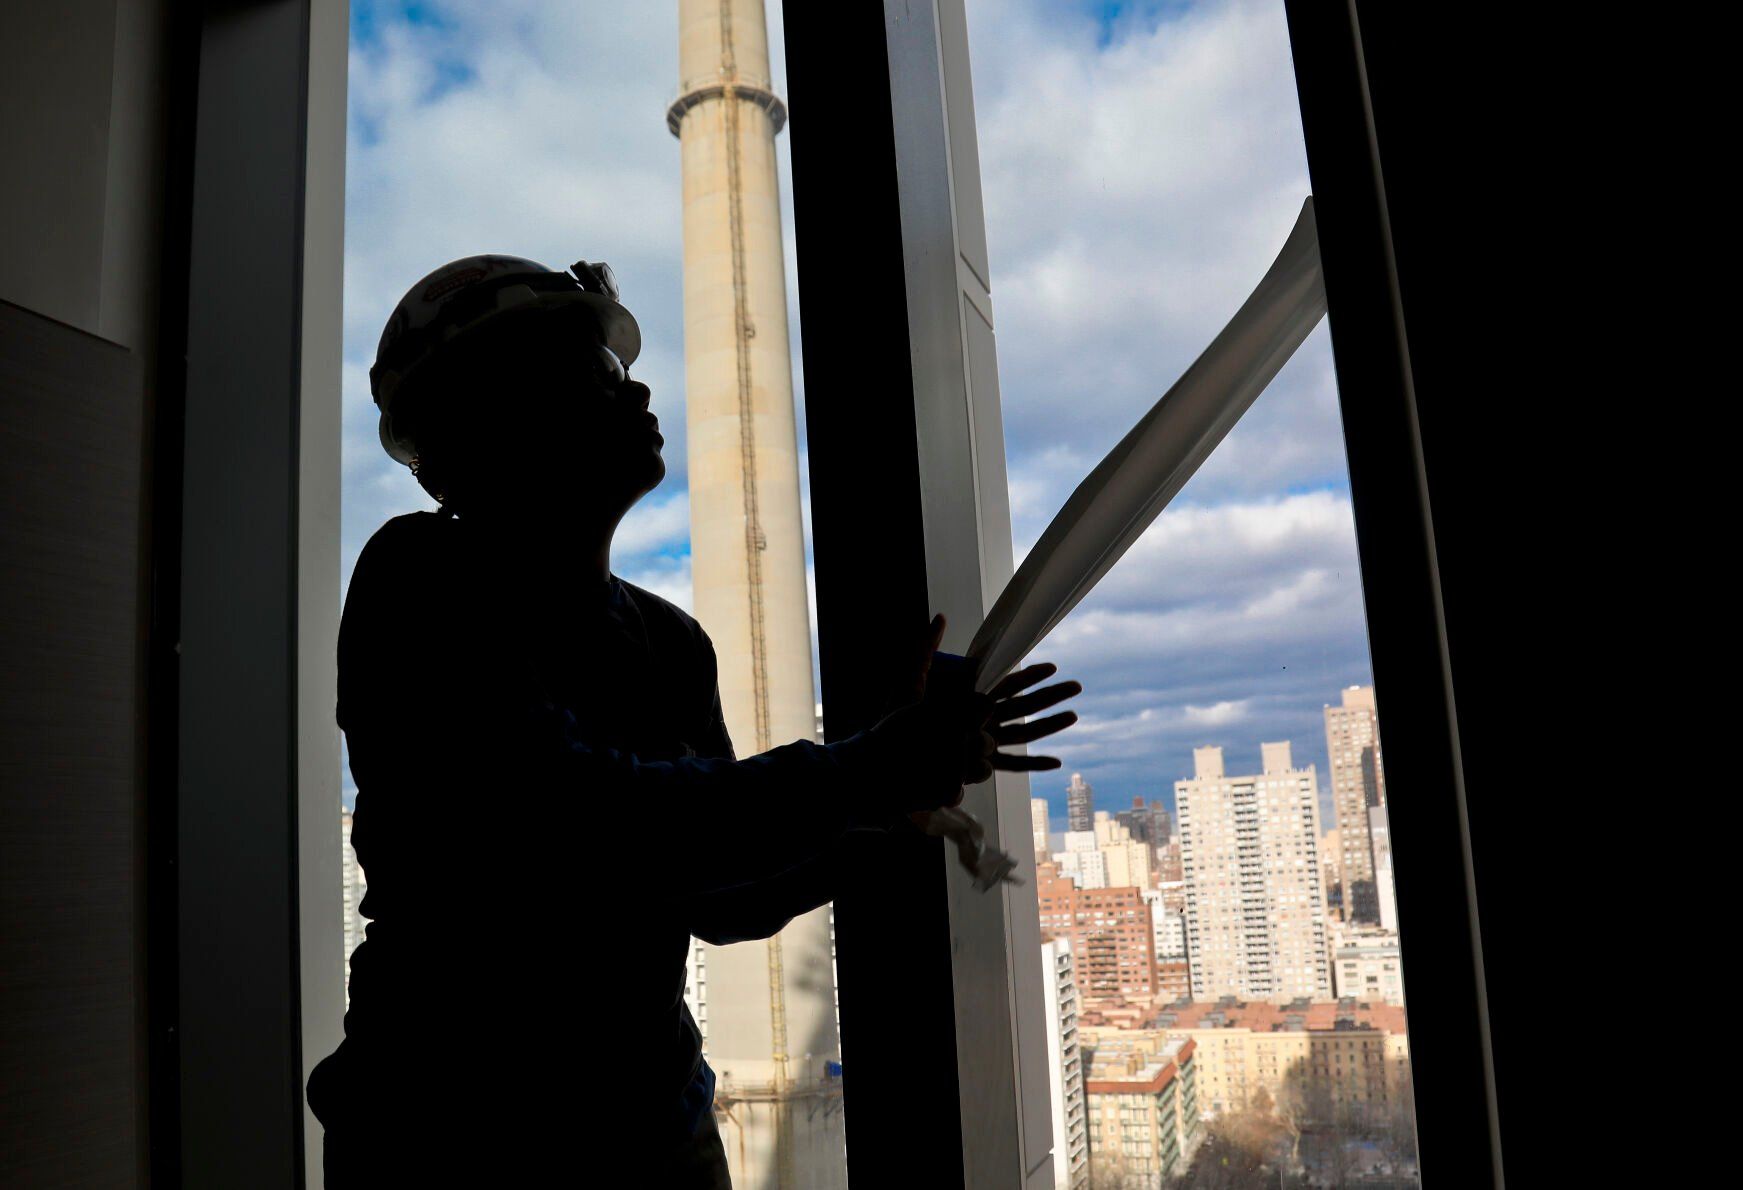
<box><xmin>883</xmin><ymin>2</ymin><xmax>1053</xmax><ymax>1183</ymax></box>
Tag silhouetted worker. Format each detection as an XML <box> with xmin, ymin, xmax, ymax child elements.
<box><xmin>305</xmin><ymin>255</ymin><xmax>1082</xmax><ymax>1186</ymax></box>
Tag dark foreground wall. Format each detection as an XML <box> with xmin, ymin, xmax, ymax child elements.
<box><xmin>0</xmin><ymin>302</ymin><xmax>147</xmax><ymax>1187</ymax></box>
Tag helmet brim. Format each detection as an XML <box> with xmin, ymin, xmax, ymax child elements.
<box><xmin>529</xmin><ymin>289</ymin><xmax>642</xmax><ymax>367</ymax></box>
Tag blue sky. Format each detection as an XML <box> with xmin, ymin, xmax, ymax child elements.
<box><xmin>337</xmin><ymin>0</ymin><xmax>1375</xmax><ymax>827</ymax></box>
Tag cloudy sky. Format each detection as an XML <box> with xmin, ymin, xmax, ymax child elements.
<box><xmin>339</xmin><ymin>0</ymin><xmax>1375</xmax><ymax>826</ymax></box>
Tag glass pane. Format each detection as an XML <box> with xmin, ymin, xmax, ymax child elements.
<box><xmin>337</xmin><ymin>2</ymin><xmax>843</xmax><ymax>1183</ymax></box>
<box><xmin>963</xmin><ymin>1</ymin><xmax>1419</xmax><ymax>1185</ymax></box>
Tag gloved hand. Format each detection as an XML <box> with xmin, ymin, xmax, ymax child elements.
<box><xmin>863</xmin><ymin>614</ymin><xmax>1081</xmax><ymax>816</ymax></box>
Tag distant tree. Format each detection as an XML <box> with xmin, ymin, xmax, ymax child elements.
<box><xmin>1379</xmin><ymin>1064</ymin><xmax>1419</xmax><ymax>1168</ymax></box>
<box><xmin>1175</xmin><ymin>1109</ymin><xmax>1289</xmax><ymax>1189</ymax></box>
<box><xmin>1276</xmin><ymin>1053</ymin><xmax>1423</xmax><ymax>1186</ymax></box>
<box><xmin>1087</xmin><ymin>1142</ymin><xmax>1149</xmax><ymax>1190</ymax></box>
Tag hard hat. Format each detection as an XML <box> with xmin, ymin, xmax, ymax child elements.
<box><xmin>369</xmin><ymin>254</ymin><xmax>643</xmax><ymax>464</ymax></box>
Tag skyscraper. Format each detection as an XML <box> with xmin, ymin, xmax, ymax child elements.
<box><xmin>1067</xmin><ymin>772</ymin><xmax>1095</xmax><ymax>832</ymax></box>
<box><xmin>670</xmin><ymin>2</ymin><xmax>842</xmax><ymax>1183</ymax></box>
<box><xmin>1176</xmin><ymin>744</ymin><xmax>1332</xmax><ymax>1002</ymax></box>
<box><xmin>1325</xmin><ymin>686</ymin><xmax>1387</xmax><ymax>924</ymax></box>
<box><xmin>1115</xmin><ymin>796</ymin><xmax>1173</xmax><ymax>852</ymax></box>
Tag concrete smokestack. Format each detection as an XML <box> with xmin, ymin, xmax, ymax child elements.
<box><xmin>669</xmin><ymin>2</ymin><xmax>843</xmax><ymax>1185</ymax></box>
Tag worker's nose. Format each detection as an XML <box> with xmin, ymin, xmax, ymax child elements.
<box><xmin>618</xmin><ymin>378</ymin><xmax>652</xmax><ymax>412</ymax></box>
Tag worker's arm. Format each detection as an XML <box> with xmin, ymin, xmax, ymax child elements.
<box><xmin>345</xmin><ymin>683</ymin><xmax>942</xmax><ymax>902</ymax></box>
<box><xmin>339</xmin><ymin>521</ymin><xmax>960</xmax><ymax>901</ymax></box>
<box><xmin>679</xmin><ymin>637</ymin><xmax>909</xmax><ymax>945</ymax></box>
<box><xmin>685</xmin><ymin>837</ymin><xmax>887</xmax><ymax>945</ymax></box>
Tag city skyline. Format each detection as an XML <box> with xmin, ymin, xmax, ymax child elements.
<box><xmin>1030</xmin><ymin>688</ymin><xmax>1369</xmax><ymax>834</ymax></box>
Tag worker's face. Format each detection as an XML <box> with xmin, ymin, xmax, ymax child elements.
<box><xmin>474</xmin><ymin>312</ymin><xmax>666</xmax><ymax>517</ymax></box>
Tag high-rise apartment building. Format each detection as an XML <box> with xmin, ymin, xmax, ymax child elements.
<box><xmin>1093</xmin><ymin>812</ymin><xmax>1153</xmax><ymax>890</ymax></box>
<box><xmin>1067</xmin><ymin>772</ymin><xmax>1095</xmax><ymax>832</ymax></box>
<box><xmin>1150</xmin><ymin>803</ymin><xmax>1174</xmax><ymax>848</ymax></box>
<box><xmin>1115</xmin><ymin>796</ymin><xmax>1174</xmax><ymax>853</ymax></box>
<box><xmin>1369</xmin><ymin>804</ymin><xmax>1399</xmax><ymax>932</ymax></box>
<box><xmin>1142</xmin><ymin>889</ymin><xmax>1188</xmax><ymax>961</ymax></box>
<box><xmin>1040</xmin><ymin>938</ymin><xmax>1090</xmax><ymax>1189</ymax></box>
<box><xmin>1032</xmin><ymin>797</ymin><xmax>1052</xmax><ymax>864</ymax></box>
<box><xmin>1053</xmin><ymin>815</ymin><xmax>1153</xmax><ymax>892</ymax></box>
<box><xmin>1325</xmin><ymin>686</ymin><xmax>1387</xmax><ymax>924</ymax></box>
<box><xmin>1083</xmin><ymin>1037</ymin><xmax>1200</xmax><ymax>1184</ymax></box>
<box><xmin>339</xmin><ymin>809</ymin><xmax>367</xmax><ymax>1003</ymax></box>
<box><xmin>1320</xmin><ymin>826</ymin><xmax>1343</xmax><ymax>915</ymax></box>
<box><xmin>1176</xmin><ymin>744</ymin><xmax>1332</xmax><ymax>1002</ymax></box>
<box><xmin>1156</xmin><ymin>837</ymin><xmax>1184</xmax><ymax>884</ymax></box>
<box><xmin>683</xmin><ymin>934</ymin><xmax>709</xmax><ymax>1046</ymax></box>
<box><xmin>1142</xmin><ymin>888</ymin><xmax>1192</xmax><ymax>1002</ymax></box>
<box><xmin>1055</xmin><ymin>830</ymin><xmax>1109</xmax><ymax>890</ymax></box>
<box><xmin>1333</xmin><ymin>927</ymin><xmax>1406</xmax><ymax>1006</ymax></box>
<box><xmin>1036</xmin><ymin>863</ymin><xmax>1157</xmax><ymax>1005</ymax></box>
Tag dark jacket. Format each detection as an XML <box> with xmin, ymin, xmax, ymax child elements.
<box><xmin>306</xmin><ymin>509</ymin><xmax>898</xmax><ymax>1163</ymax></box>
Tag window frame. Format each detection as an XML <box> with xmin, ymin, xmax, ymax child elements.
<box><xmin>153</xmin><ymin>1</ymin><xmax>1501</xmax><ymax>1185</ymax></box>
<box><xmin>786</xmin><ymin>0</ymin><xmax>1501</xmax><ymax>1185</ymax></box>
<box><xmin>157</xmin><ymin>1</ymin><xmax>346</xmax><ymax>1185</ymax></box>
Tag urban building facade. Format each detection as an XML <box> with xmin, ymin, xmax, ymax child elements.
<box><xmin>1325</xmin><ymin>686</ymin><xmax>1387</xmax><ymax>924</ymax></box>
<box><xmin>1369</xmin><ymin>804</ymin><xmax>1399</xmax><ymax>932</ymax></box>
<box><xmin>1095</xmin><ymin>812</ymin><xmax>1154</xmax><ymax>890</ymax></box>
<box><xmin>1332</xmin><ymin>927</ymin><xmax>1405</xmax><ymax>1006</ymax></box>
<box><xmin>1067</xmin><ymin>771</ymin><xmax>1095</xmax><ymax>832</ymax></box>
<box><xmin>683</xmin><ymin>934</ymin><xmax>709</xmax><ymax>1045</ymax></box>
<box><xmin>1320</xmin><ymin>826</ymin><xmax>1343</xmax><ymax>916</ymax></box>
<box><xmin>1176</xmin><ymin>744</ymin><xmax>1332</xmax><ymax>1002</ymax></box>
<box><xmin>1032</xmin><ymin>797</ymin><xmax>1052</xmax><ymax>865</ymax></box>
<box><xmin>1040</xmin><ymin>938</ymin><xmax>1090</xmax><ymax>1189</ymax></box>
<box><xmin>1115</xmin><ymin>796</ymin><xmax>1174</xmax><ymax>855</ymax></box>
<box><xmin>339</xmin><ymin>810</ymin><xmax>367</xmax><ymax>1003</ymax></box>
<box><xmin>1054</xmin><ymin>831</ymin><xmax>1109</xmax><ymax>890</ymax></box>
<box><xmin>1084</xmin><ymin>1000</ymin><xmax>1410</xmax><ymax>1124</ymax></box>
<box><xmin>1036</xmin><ymin>863</ymin><xmax>1158</xmax><ymax>1005</ymax></box>
<box><xmin>1084</xmin><ymin>1037</ymin><xmax>1200</xmax><ymax>1185</ymax></box>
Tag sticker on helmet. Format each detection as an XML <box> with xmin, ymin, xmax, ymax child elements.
<box><xmin>422</xmin><ymin>266</ymin><xmax>491</xmax><ymax>303</ymax></box>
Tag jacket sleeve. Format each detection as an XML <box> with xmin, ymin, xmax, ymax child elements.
<box><xmin>339</xmin><ymin>522</ymin><xmax>902</xmax><ymax>902</ymax></box>
<box><xmin>680</xmin><ymin>632</ymin><xmax>902</xmax><ymax>945</ymax></box>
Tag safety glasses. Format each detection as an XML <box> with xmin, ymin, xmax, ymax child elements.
<box><xmin>582</xmin><ymin>341</ymin><xmax>628</xmax><ymax>392</ymax></box>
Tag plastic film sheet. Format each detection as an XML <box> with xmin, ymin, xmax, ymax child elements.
<box><xmin>934</xmin><ymin>198</ymin><xmax>1327</xmax><ymax>889</ymax></box>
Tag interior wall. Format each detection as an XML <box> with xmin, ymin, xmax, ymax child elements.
<box><xmin>0</xmin><ymin>2</ymin><xmax>120</xmax><ymax>334</ymax></box>
<box><xmin>0</xmin><ymin>1</ymin><xmax>172</xmax><ymax>1185</ymax></box>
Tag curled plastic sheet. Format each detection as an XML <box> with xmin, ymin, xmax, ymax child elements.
<box><xmin>966</xmin><ymin>197</ymin><xmax>1327</xmax><ymax>694</ymax></box>
<box><xmin>929</xmin><ymin>198</ymin><xmax>1327</xmax><ymax>889</ymax></box>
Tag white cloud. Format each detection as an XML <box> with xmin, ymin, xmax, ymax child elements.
<box><xmin>614</xmin><ymin>490</ymin><xmax>690</xmax><ymax>557</ymax></box>
<box><xmin>1016</xmin><ymin>489</ymin><xmax>1369</xmax><ymax>803</ymax></box>
<box><xmin>618</xmin><ymin>553</ymin><xmax>694</xmax><ymax>615</ymax></box>
<box><xmin>965</xmin><ymin>0</ymin><xmax>1349</xmax><ymax>527</ymax></box>
<box><xmin>1184</xmin><ymin>699</ymin><xmax>1251</xmax><ymax>726</ymax></box>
